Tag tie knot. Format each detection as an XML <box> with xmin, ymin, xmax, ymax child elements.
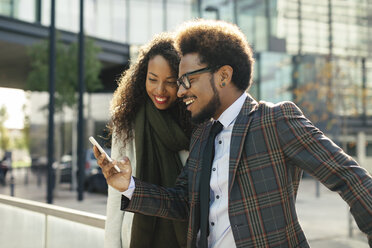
<box><xmin>210</xmin><ymin>121</ymin><xmax>223</xmax><ymax>135</ymax></box>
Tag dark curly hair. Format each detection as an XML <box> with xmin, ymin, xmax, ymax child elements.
<box><xmin>175</xmin><ymin>19</ymin><xmax>254</xmax><ymax>91</ymax></box>
<box><xmin>109</xmin><ymin>32</ymin><xmax>193</xmax><ymax>147</ymax></box>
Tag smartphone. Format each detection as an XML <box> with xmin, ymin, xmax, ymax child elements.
<box><xmin>89</xmin><ymin>136</ymin><xmax>120</xmax><ymax>172</ymax></box>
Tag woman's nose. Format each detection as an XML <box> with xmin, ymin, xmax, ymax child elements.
<box><xmin>156</xmin><ymin>82</ymin><xmax>166</xmax><ymax>94</ymax></box>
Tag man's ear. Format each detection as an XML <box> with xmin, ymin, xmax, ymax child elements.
<box><xmin>218</xmin><ymin>65</ymin><xmax>233</xmax><ymax>87</ymax></box>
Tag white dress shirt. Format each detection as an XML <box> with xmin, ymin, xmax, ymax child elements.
<box><xmin>205</xmin><ymin>92</ymin><xmax>247</xmax><ymax>248</ymax></box>
<box><xmin>123</xmin><ymin>93</ymin><xmax>248</xmax><ymax>248</ymax></box>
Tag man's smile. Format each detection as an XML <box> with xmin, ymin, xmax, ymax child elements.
<box><xmin>184</xmin><ymin>98</ymin><xmax>195</xmax><ymax>106</ymax></box>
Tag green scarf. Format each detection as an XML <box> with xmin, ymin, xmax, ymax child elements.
<box><xmin>130</xmin><ymin>98</ymin><xmax>189</xmax><ymax>248</ymax></box>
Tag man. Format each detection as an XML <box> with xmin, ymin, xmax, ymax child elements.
<box><xmin>95</xmin><ymin>20</ymin><xmax>372</xmax><ymax>248</ymax></box>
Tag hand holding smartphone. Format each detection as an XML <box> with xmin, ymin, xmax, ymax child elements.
<box><xmin>89</xmin><ymin>136</ymin><xmax>120</xmax><ymax>173</ymax></box>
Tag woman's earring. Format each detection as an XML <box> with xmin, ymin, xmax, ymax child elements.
<box><xmin>221</xmin><ymin>82</ymin><xmax>226</xmax><ymax>87</ymax></box>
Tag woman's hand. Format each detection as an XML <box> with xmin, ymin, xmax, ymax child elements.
<box><xmin>93</xmin><ymin>146</ymin><xmax>132</xmax><ymax>192</ymax></box>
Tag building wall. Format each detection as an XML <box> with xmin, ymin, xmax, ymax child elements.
<box><xmin>198</xmin><ymin>0</ymin><xmax>372</xmax><ymax>119</ymax></box>
<box><xmin>28</xmin><ymin>0</ymin><xmax>192</xmax><ymax>45</ymax></box>
<box><xmin>29</xmin><ymin>92</ymin><xmax>112</xmax><ymax>125</ymax></box>
<box><xmin>1</xmin><ymin>0</ymin><xmax>193</xmax><ymax>44</ymax></box>
<box><xmin>0</xmin><ymin>0</ymin><xmax>194</xmax><ymax>161</ymax></box>
<box><xmin>28</xmin><ymin>92</ymin><xmax>113</xmax><ymax>159</ymax></box>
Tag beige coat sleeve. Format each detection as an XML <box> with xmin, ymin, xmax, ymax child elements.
<box><xmin>104</xmin><ymin>133</ymin><xmax>136</xmax><ymax>248</ymax></box>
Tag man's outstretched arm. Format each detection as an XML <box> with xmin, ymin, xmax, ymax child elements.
<box><xmin>275</xmin><ymin>102</ymin><xmax>372</xmax><ymax>245</ymax></box>
<box><xmin>94</xmin><ymin>145</ymin><xmax>189</xmax><ymax>221</ymax></box>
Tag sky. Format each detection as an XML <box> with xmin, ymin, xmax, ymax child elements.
<box><xmin>0</xmin><ymin>87</ymin><xmax>27</xmax><ymax>129</ymax></box>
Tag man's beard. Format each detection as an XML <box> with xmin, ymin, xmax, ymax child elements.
<box><xmin>191</xmin><ymin>77</ymin><xmax>221</xmax><ymax>124</ymax></box>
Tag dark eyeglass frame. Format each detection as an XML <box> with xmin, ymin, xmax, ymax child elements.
<box><xmin>176</xmin><ymin>67</ymin><xmax>211</xmax><ymax>89</ymax></box>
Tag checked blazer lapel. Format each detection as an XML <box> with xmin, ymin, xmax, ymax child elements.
<box><xmin>228</xmin><ymin>95</ymin><xmax>258</xmax><ymax>194</ymax></box>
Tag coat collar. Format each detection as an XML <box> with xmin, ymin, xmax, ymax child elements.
<box><xmin>200</xmin><ymin>93</ymin><xmax>255</xmax><ymax>139</ymax></box>
<box><xmin>228</xmin><ymin>94</ymin><xmax>258</xmax><ymax>193</ymax></box>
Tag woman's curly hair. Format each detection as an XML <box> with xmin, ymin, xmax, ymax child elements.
<box><xmin>109</xmin><ymin>32</ymin><xmax>193</xmax><ymax>147</ymax></box>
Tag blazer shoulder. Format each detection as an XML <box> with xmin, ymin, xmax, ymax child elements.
<box><xmin>258</xmin><ymin>100</ymin><xmax>304</xmax><ymax>119</ymax></box>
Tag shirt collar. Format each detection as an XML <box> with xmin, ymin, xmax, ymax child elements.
<box><xmin>214</xmin><ymin>92</ymin><xmax>247</xmax><ymax>128</ymax></box>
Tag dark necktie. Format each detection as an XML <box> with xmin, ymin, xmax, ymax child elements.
<box><xmin>199</xmin><ymin>121</ymin><xmax>223</xmax><ymax>248</ymax></box>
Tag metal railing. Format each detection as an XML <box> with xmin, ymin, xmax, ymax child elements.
<box><xmin>0</xmin><ymin>194</ymin><xmax>105</xmax><ymax>248</ymax></box>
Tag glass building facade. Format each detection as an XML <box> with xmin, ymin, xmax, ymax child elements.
<box><xmin>199</xmin><ymin>0</ymin><xmax>372</xmax><ymax>129</ymax></box>
<box><xmin>198</xmin><ymin>0</ymin><xmax>372</xmax><ymax>56</ymax></box>
<box><xmin>0</xmin><ymin>0</ymin><xmax>193</xmax><ymax>44</ymax></box>
<box><xmin>197</xmin><ymin>0</ymin><xmax>372</xmax><ymax>166</ymax></box>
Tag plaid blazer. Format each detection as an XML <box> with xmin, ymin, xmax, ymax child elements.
<box><xmin>124</xmin><ymin>95</ymin><xmax>372</xmax><ymax>247</ymax></box>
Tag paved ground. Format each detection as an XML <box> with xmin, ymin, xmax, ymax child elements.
<box><xmin>296</xmin><ymin>179</ymin><xmax>368</xmax><ymax>247</ymax></box>
<box><xmin>0</xmin><ymin>168</ymin><xmax>369</xmax><ymax>247</ymax></box>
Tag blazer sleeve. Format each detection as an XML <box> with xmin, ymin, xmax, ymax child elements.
<box><xmin>121</xmin><ymin>160</ymin><xmax>190</xmax><ymax>221</ymax></box>
<box><xmin>104</xmin><ymin>133</ymin><xmax>136</xmax><ymax>248</ymax></box>
<box><xmin>274</xmin><ymin>101</ymin><xmax>372</xmax><ymax>244</ymax></box>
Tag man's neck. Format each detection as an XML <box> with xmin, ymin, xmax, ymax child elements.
<box><xmin>213</xmin><ymin>89</ymin><xmax>244</xmax><ymax>120</ymax></box>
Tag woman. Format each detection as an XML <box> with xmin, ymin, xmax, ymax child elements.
<box><xmin>104</xmin><ymin>32</ymin><xmax>193</xmax><ymax>248</ymax></box>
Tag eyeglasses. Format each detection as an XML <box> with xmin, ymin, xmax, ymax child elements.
<box><xmin>176</xmin><ymin>67</ymin><xmax>211</xmax><ymax>89</ymax></box>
